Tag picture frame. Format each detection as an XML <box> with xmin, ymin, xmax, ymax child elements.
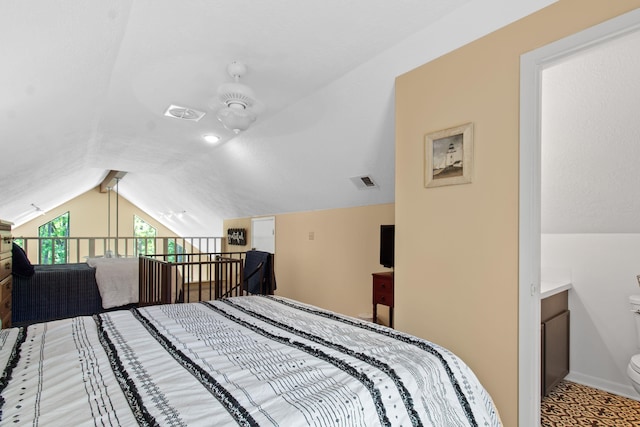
<box><xmin>424</xmin><ymin>122</ymin><xmax>474</xmax><ymax>188</ymax></box>
<box><xmin>227</xmin><ymin>228</ymin><xmax>247</xmax><ymax>245</ymax></box>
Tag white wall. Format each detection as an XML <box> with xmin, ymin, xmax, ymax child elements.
<box><xmin>542</xmin><ymin>233</ymin><xmax>640</xmax><ymax>399</ymax></box>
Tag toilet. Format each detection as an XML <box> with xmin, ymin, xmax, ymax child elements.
<box><xmin>628</xmin><ymin>295</ymin><xmax>640</xmax><ymax>394</ymax></box>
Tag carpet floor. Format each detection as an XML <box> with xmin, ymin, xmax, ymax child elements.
<box><xmin>541</xmin><ymin>380</ymin><xmax>640</xmax><ymax>426</ymax></box>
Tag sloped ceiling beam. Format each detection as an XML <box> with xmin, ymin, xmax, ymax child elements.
<box><xmin>99</xmin><ymin>170</ymin><xmax>128</xmax><ymax>193</ymax></box>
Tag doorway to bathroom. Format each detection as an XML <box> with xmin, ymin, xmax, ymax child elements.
<box><xmin>519</xmin><ymin>8</ymin><xmax>640</xmax><ymax>425</ymax></box>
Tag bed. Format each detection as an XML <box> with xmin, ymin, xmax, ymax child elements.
<box><xmin>0</xmin><ymin>295</ymin><xmax>501</xmax><ymax>426</ymax></box>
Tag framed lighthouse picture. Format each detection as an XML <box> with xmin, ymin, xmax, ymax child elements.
<box><xmin>424</xmin><ymin>122</ymin><xmax>474</xmax><ymax>188</ymax></box>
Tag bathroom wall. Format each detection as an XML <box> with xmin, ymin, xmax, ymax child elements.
<box><xmin>542</xmin><ymin>233</ymin><xmax>640</xmax><ymax>399</ymax></box>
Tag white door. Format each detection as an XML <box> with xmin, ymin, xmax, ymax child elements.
<box><xmin>251</xmin><ymin>216</ymin><xmax>275</xmax><ymax>253</ymax></box>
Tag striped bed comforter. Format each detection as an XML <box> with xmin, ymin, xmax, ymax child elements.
<box><xmin>0</xmin><ymin>296</ymin><xmax>502</xmax><ymax>426</ymax></box>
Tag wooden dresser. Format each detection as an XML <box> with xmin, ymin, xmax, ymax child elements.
<box><xmin>372</xmin><ymin>271</ymin><xmax>394</xmax><ymax>328</ymax></box>
<box><xmin>0</xmin><ymin>220</ymin><xmax>12</xmax><ymax>329</ymax></box>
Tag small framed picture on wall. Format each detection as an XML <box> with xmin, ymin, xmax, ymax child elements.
<box><xmin>424</xmin><ymin>122</ymin><xmax>474</xmax><ymax>188</ymax></box>
<box><xmin>227</xmin><ymin>228</ymin><xmax>246</xmax><ymax>245</ymax></box>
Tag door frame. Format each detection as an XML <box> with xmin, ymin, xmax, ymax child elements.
<box><xmin>519</xmin><ymin>8</ymin><xmax>640</xmax><ymax>425</ymax></box>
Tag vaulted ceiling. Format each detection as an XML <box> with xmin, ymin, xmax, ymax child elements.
<box><xmin>0</xmin><ymin>0</ymin><xmax>556</xmax><ymax>236</ymax></box>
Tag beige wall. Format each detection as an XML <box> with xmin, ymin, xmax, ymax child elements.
<box><xmin>224</xmin><ymin>203</ymin><xmax>394</xmax><ymax>322</ymax></box>
<box><xmin>395</xmin><ymin>1</ymin><xmax>640</xmax><ymax>426</ymax></box>
<box><xmin>13</xmin><ymin>186</ymin><xmax>179</xmax><ymax>259</ymax></box>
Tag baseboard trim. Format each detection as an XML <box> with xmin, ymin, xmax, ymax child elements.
<box><xmin>566</xmin><ymin>371</ymin><xmax>639</xmax><ymax>401</ymax></box>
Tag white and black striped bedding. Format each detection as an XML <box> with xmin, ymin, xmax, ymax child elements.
<box><xmin>0</xmin><ymin>296</ymin><xmax>502</xmax><ymax>426</ymax></box>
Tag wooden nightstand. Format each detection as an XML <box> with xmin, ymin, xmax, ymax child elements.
<box><xmin>372</xmin><ymin>272</ymin><xmax>394</xmax><ymax>328</ymax></box>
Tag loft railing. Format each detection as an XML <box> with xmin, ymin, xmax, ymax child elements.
<box><xmin>139</xmin><ymin>252</ymin><xmax>247</xmax><ymax>306</ymax></box>
<box><xmin>12</xmin><ymin>236</ymin><xmax>223</xmax><ymax>265</ymax></box>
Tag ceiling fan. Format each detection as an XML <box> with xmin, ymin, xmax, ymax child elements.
<box><xmin>212</xmin><ymin>61</ymin><xmax>264</xmax><ymax>134</ymax></box>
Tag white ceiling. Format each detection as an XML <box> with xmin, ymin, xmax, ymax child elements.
<box><xmin>542</xmin><ymin>28</ymin><xmax>640</xmax><ymax>233</ymax></box>
<box><xmin>1</xmin><ymin>0</ymin><xmax>556</xmax><ymax>236</ymax></box>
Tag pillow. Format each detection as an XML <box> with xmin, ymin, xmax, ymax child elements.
<box><xmin>12</xmin><ymin>243</ymin><xmax>34</xmax><ymax>278</ymax></box>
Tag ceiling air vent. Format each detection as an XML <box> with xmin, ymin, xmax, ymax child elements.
<box><xmin>349</xmin><ymin>175</ymin><xmax>379</xmax><ymax>190</ymax></box>
<box><xmin>164</xmin><ymin>104</ymin><xmax>206</xmax><ymax>122</ymax></box>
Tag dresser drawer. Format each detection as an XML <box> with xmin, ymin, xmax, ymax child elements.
<box><xmin>0</xmin><ymin>252</ymin><xmax>11</xmax><ymax>282</ymax></box>
<box><xmin>373</xmin><ymin>278</ymin><xmax>394</xmax><ymax>306</ymax></box>
<box><xmin>1</xmin><ymin>308</ymin><xmax>11</xmax><ymax>329</ymax></box>
<box><xmin>0</xmin><ymin>234</ymin><xmax>11</xmax><ymax>254</ymax></box>
<box><xmin>374</xmin><ymin>290</ymin><xmax>393</xmax><ymax>306</ymax></box>
<box><xmin>1</xmin><ymin>292</ymin><xmax>11</xmax><ymax>315</ymax></box>
<box><xmin>0</xmin><ymin>275</ymin><xmax>11</xmax><ymax>302</ymax></box>
<box><xmin>1</xmin><ymin>281</ymin><xmax>11</xmax><ymax>329</ymax></box>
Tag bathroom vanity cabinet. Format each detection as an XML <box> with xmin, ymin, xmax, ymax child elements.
<box><xmin>541</xmin><ymin>287</ymin><xmax>570</xmax><ymax>397</ymax></box>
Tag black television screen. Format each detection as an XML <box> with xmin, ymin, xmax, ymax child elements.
<box><xmin>379</xmin><ymin>224</ymin><xmax>394</xmax><ymax>268</ymax></box>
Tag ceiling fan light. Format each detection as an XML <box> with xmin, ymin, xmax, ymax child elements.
<box><xmin>217</xmin><ymin>107</ymin><xmax>256</xmax><ymax>134</ymax></box>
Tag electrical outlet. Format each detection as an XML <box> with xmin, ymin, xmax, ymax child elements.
<box><xmin>308</xmin><ymin>231</ymin><xmax>314</xmax><ymax>241</ymax></box>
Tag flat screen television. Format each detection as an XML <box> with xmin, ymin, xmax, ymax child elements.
<box><xmin>379</xmin><ymin>224</ymin><xmax>394</xmax><ymax>268</ymax></box>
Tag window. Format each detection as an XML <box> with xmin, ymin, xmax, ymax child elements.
<box><xmin>167</xmin><ymin>239</ymin><xmax>184</xmax><ymax>263</ymax></box>
<box><xmin>39</xmin><ymin>212</ymin><xmax>70</xmax><ymax>264</ymax></box>
<box><xmin>134</xmin><ymin>215</ymin><xmax>156</xmax><ymax>256</ymax></box>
